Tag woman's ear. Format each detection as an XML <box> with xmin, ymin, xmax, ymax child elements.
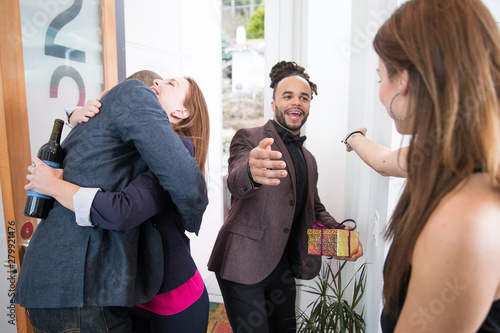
<box><xmin>399</xmin><ymin>70</ymin><xmax>409</xmax><ymax>96</ymax></box>
<box><xmin>172</xmin><ymin>109</ymin><xmax>190</xmax><ymax>120</ymax></box>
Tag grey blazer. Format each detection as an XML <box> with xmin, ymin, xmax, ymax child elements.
<box><xmin>16</xmin><ymin>79</ymin><xmax>208</xmax><ymax>308</ymax></box>
<box><xmin>208</xmin><ymin>120</ymin><xmax>338</xmax><ymax>284</ymax></box>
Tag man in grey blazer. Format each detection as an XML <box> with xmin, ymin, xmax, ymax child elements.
<box><xmin>208</xmin><ymin>61</ymin><xmax>363</xmax><ymax>332</ymax></box>
<box><xmin>16</xmin><ymin>78</ymin><xmax>208</xmax><ymax>332</ymax></box>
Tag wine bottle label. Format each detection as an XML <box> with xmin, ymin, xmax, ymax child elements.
<box><xmin>27</xmin><ymin>189</ymin><xmax>51</xmax><ymax>200</ymax></box>
<box><xmin>26</xmin><ymin>160</ymin><xmax>59</xmax><ymax>200</ymax></box>
<box><xmin>42</xmin><ymin>159</ymin><xmax>60</xmax><ymax>169</ymax></box>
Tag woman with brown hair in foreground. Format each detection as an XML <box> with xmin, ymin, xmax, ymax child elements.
<box><xmin>372</xmin><ymin>0</ymin><xmax>500</xmax><ymax>331</ymax></box>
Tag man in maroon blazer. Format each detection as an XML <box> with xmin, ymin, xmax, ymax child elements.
<box><xmin>208</xmin><ymin>61</ymin><xmax>363</xmax><ymax>332</ymax></box>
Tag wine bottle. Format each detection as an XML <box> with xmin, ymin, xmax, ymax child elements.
<box><xmin>23</xmin><ymin>119</ymin><xmax>66</xmax><ymax>219</ymax></box>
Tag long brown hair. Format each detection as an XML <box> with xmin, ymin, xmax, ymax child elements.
<box><xmin>174</xmin><ymin>77</ymin><xmax>210</xmax><ymax>177</ymax></box>
<box><xmin>373</xmin><ymin>0</ymin><xmax>500</xmax><ymax>314</ymax></box>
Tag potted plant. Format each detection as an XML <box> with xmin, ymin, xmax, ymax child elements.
<box><xmin>296</xmin><ymin>261</ymin><xmax>367</xmax><ymax>333</ymax></box>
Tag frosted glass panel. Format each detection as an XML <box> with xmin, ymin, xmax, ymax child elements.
<box><xmin>19</xmin><ymin>0</ymin><xmax>104</xmax><ymax>152</ymax></box>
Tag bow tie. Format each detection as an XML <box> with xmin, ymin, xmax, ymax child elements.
<box><xmin>283</xmin><ymin>133</ymin><xmax>307</xmax><ymax>146</ymax></box>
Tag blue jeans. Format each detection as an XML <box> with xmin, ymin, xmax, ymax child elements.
<box><xmin>26</xmin><ymin>306</ymin><xmax>133</xmax><ymax>333</ymax></box>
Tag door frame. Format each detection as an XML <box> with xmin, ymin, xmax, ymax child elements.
<box><xmin>0</xmin><ymin>1</ymin><xmax>117</xmax><ymax>331</ymax></box>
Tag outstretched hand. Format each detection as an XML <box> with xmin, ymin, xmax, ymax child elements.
<box><xmin>248</xmin><ymin>138</ymin><xmax>288</xmax><ymax>186</ymax></box>
<box><xmin>69</xmin><ymin>90</ymin><xmax>108</xmax><ymax>126</ymax></box>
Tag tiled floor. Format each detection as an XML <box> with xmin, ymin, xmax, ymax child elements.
<box><xmin>207</xmin><ymin>302</ymin><xmax>232</xmax><ymax>333</ymax></box>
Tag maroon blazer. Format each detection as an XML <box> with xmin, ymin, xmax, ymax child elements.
<box><xmin>208</xmin><ymin>120</ymin><xmax>338</xmax><ymax>284</ymax></box>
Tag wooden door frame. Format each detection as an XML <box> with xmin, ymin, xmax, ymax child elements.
<box><xmin>0</xmin><ymin>1</ymin><xmax>117</xmax><ymax>332</ymax></box>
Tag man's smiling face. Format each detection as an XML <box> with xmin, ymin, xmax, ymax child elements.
<box><xmin>271</xmin><ymin>75</ymin><xmax>311</xmax><ymax>135</ymax></box>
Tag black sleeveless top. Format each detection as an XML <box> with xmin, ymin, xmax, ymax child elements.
<box><xmin>381</xmin><ymin>254</ymin><xmax>500</xmax><ymax>332</ymax></box>
<box><xmin>382</xmin><ymin>169</ymin><xmax>500</xmax><ymax>331</ymax></box>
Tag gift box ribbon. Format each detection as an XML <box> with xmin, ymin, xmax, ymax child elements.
<box><xmin>311</xmin><ymin>219</ymin><xmax>357</xmax><ymax>256</ymax></box>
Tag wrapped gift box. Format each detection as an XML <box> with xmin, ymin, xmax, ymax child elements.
<box><xmin>307</xmin><ymin>227</ymin><xmax>359</xmax><ymax>257</ymax></box>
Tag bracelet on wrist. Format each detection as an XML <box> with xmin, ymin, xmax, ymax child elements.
<box><xmin>341</xmin><ymin>130</ymin><xmax>364</xmax><ymax>149</ymax></box>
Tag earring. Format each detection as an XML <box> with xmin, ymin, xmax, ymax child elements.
<box><xmin>389</xmin><ymin>92</ymin><xmax>405</xmax><ymax>121</ymax></box>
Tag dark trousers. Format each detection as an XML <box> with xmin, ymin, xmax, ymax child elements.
<box><xmin>128</xmin><ymin>287</ymin><xmax>209</xmax><ymax>333</ymax></box>
<box><xmin>216</xmin><ymin>255</ymin><xmax>297</xmax><ymax>333</ymax></box>
<box><xmin>27</xmin><ymin>306</ymin><xmax>133</xmax><ymax>333</ymax></box>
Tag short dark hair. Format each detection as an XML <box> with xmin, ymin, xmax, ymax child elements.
<box><xmin>126</xmin><ymin>70</ymin><xmax>162</xmax><ymax>87</ymax></box>
<box><xmin>269</xmin><ymin>61</ymin><xmax>318</xmax><ymax>99</ymax></box>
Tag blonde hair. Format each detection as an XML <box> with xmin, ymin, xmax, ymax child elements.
<box><xmin>374</xmin><ymin>0</ymin><xmax>500</xmax><ymax>313</ymax></box>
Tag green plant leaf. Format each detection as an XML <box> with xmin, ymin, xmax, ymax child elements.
<box><xmin>296</xmin><ymin>261</ymin><xmax>368</xmax><ymax>333</ymax></box>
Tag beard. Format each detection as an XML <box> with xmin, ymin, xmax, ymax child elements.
<box><xmin>274</xmin><ymin>104</ymin><xmax>308</xmax><ymax>133</ymax></box>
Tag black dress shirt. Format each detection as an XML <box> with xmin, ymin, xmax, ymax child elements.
<box><xmin>272</xmin><ymin>121</ymin><xmax>309</xmax><ymax>273</ymax></box>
